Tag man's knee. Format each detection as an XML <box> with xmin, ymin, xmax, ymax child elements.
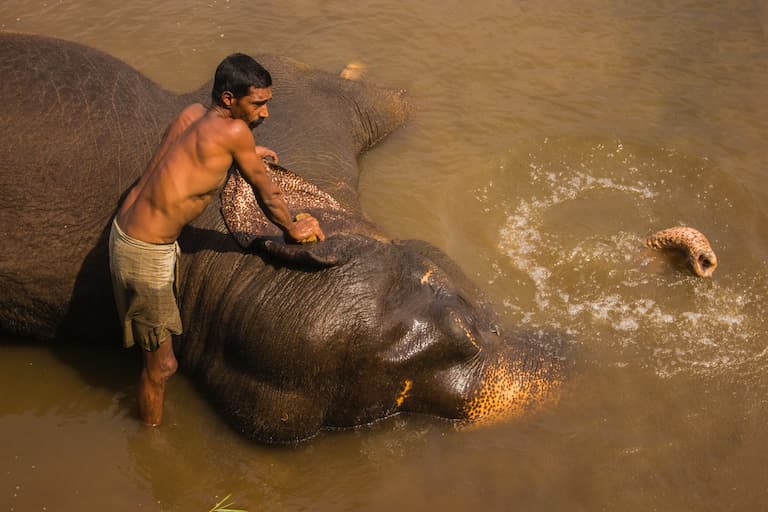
<box><xmin>154</xmin><ymin>353</ymin><xmax>178</xmax><ymax>379</ymax></box>
<box><xmin>143</xmin><ymin>340</ymin><xmax>178</xmax><ymax>382</ymax></box>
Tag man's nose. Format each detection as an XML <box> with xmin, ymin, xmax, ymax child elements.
<box><xmin>260</xmin><ymin>105</ymin><xmax>269</xmax><ymax>118</ymax></box>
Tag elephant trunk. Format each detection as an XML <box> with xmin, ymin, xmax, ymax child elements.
<box><xmin>646</xmin><ymin>226</ymin><xmax>718</xmax><ymax>277</ymax></box>
<box><xmin>459</xmin><ymin>350</ymin><xmax>563</xmax><ymax>426</ymax></box>
<box><xmin>398</xmin><ymin>333</ymin><xmax>565</xmax><ymax>427</ymax></box>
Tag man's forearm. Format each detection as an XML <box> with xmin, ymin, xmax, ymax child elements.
<box><xmin>237</xmin><ymin>160</ymin><xmax>297</xmax><ymax>237</ymax></box>
<box><xmin>259</xmin><ymin>191</ymin><xmax>295</xmax><ymax>234</ymax></box>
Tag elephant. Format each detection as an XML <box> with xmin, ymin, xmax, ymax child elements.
<box><xmin>0</xmin><ymin>33</ymin><xmax>564</xmax><ymax>444</ymax></box>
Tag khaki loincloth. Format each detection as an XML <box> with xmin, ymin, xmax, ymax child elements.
<box><xmin>108</xmin><ymin>218</ymin><xmax>182</xmax><ymax>351</ymax></box>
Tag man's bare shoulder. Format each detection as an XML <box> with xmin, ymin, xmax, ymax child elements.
<box><xmin>200</xmin><ymin>114</ymin><xmax>254</xmax><ymax>150</ymax></box>
<box><xmin>225</xmin><ymin>118</ymin><xmax>253</xmax><ymax>144</ymax></box>
<box><xmin>160</xmin><ymin>104</ymin><xmax>208</xmax><ymax>140</ymax></box>
<box><xmin>177</xmin><ymin>103</ymin><xmax>208</xmax><ymax>125</ymax></box>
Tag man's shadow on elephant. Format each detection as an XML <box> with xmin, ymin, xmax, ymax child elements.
<box><xmin>47</xmin><ymin>172</ymin><xmax>243</xmax><ymax>398</ymax></box>
<box><xmin>51</xmin><ymin>215</ymin><xmax>138</xmax><ymax>406</ymax></box>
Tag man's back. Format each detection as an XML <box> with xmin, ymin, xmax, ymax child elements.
<box><xmin>116</xmin><ymin>103</ymin><xmax>238</xmax><ymax>244</ymax></box>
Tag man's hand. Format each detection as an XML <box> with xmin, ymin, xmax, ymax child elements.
<box><xmin>255</xmin><ymin>145</ymin><xmax>278</xmax><ymax>163</ymax></box>
<box><xmin>287</xmin><ymin>213</ymin><xmax>325</xmax><ymax>244</ymax></box>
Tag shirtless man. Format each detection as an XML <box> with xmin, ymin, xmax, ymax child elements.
<box><xmin>109</xmin><ymin>53</ymin><xmax>324</xmax><ymax>426</ymax></box>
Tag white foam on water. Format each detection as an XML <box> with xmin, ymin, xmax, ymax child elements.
<box><xmin>482</xmin><ymin>139</ymin><xmax>768</xmax><ymax>380</ymax></box>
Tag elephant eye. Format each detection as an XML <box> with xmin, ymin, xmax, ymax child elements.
<box><xmin>445</xmin><ymin>310</ymin><xmax>481</xmax><ymax>357</ymax></box>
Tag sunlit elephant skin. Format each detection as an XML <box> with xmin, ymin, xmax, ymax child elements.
<box><xmin>0</xmin><ymin>33</ymin><xmax>563</xmax><ymax>443</ymax></box>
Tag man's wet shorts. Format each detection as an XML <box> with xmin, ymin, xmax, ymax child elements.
<box><xmin>108</xmin><ymin>218</ymin><xmax>183</xmax><ymax>351</ymax></box>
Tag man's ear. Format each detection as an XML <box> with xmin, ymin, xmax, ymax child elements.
<box><xmin>220</xmin><ymin>90</ymin><xmax>235</xmax><ymax>108</ymax></box>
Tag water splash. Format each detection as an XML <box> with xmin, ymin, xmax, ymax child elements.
<box><xmin>482</xmin><ymin>138</ymin><xmax>768</xmax><ymax>380</ymax></box>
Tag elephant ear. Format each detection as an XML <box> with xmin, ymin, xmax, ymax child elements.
<box><xmin>251</xmin><ymin>233</ymin><xmax>374</xmax><ymax>269</ymax></box>
<box><xmin>220</xmin><ymin>162</ymin><xmax>354</xmax><ymax>268</ymax></box>
<box><xmin>220</xmin><ymin>161</ymin><xmax>344</xmax><ymax>246</ymax></box>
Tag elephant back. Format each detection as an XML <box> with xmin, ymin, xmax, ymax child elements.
<box><xmin>0</xmin><ymin>33</ymin><xmax>180</xmax><ymax>339</ymax></box>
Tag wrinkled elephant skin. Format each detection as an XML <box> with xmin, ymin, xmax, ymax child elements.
<box><xmin>0</xmin><ymin>34</ymin><xmax>563</xmax><ymax>443</ymax></box>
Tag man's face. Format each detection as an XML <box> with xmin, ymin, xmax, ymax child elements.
<box><xmin>232</xmin><ymin>86</ymin><xmax>272</xmax><ymax>129</ymax></box>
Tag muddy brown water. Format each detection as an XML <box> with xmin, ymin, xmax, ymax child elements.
<box><xmin>2</xmin><ymin>1</ymin><xmax>768</xmax><ymax>510</ymax></box>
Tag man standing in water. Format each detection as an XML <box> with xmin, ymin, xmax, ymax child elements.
<box><xmin>109</xmin><ymin>53</ymin><xmax>325</xmax><ymax>426</ymax></box>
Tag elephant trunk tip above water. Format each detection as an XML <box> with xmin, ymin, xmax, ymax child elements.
<box><xmin>0</xmin><ymin>32</ymin><xmax>568</xmax><ymax>444</ymax></box>
<box><xmin>646</xmin><ymin>226</ymin><xmax>718</xmax><ymax>278</ymax></box>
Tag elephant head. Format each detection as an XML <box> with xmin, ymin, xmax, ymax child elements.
<box><xmin>172</xmin><ymin>164</ymin><xmax>564</xmax><ymax>443</ymax></box>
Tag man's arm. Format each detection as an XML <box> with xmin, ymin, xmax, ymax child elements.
<box><xmin>230</xmin><ymin>123</ymin><xmax>324</xmax><ymax>242</ymax></box>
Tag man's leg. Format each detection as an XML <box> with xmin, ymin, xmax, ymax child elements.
<box><xmin>139</xmin><ymin>338</ymin><xmax>178</xmax><ymax>426</ymax></box>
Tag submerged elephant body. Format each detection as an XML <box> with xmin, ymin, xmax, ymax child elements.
<box><xmin>0</xmin><ymin>34</ymin><xmax>562</xmax><ymax>443</ymax></box>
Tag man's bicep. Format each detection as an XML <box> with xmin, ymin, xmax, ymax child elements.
<box><xmin>227</xmin><ymin>122</ymin><xmax>274</xmax><ymax>192</ymax></box>
<box><xmin>233</xmin><ymin>142</ymin><xmax>271</xmax><ymax>189</ymax></box>
<box><xmin>237</xmin><ymin>154</ymin><xmax>271</xmax><ymax>188</ymax></box>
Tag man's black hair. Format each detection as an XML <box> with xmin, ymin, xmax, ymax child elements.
<box><xmin>211</xmin><ymin>53</ymin><xmax>272</xmax><ymax>105</ymax></box>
